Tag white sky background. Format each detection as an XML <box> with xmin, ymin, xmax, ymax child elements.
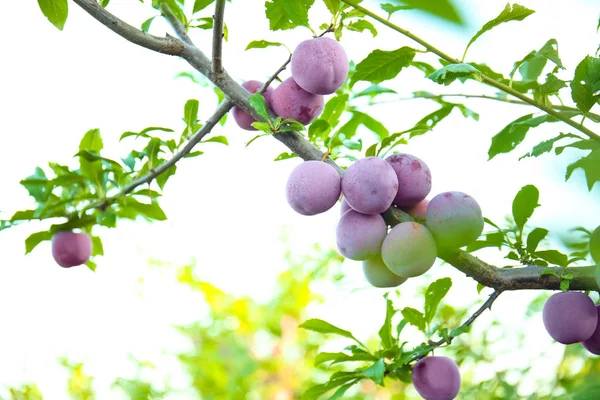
<box><xmin>0</xmin><ymin>0</ymin><xmax>599</xmax><ymax>398</ymax></box>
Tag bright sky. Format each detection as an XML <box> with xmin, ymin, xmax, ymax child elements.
<box><xmin>0</xmin><ymin>0</ymin><xmax>599</xmax><ymax>398</ymax></box>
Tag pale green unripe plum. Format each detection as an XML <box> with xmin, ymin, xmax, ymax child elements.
<box><xmin>362</xmin><ymin>254</ymin><xmax>407</xmax><ymax>288</ymax></box>
<box><xmin>591</xmin><ymin>226</ymin><xmax>600</xmax><ymax>264</ymax></box>
<box><xmin>426</xmin><ymin>191</ymin><xmax>484</xmax><ymax>250</ymax></box>
<box><xmin>336</xmin><ymin>210</ymin><xmax>387</xmax><ymax>261</ymax></box>
<box><xmin>381</xmin><ymin>222</ymin><xmax>437</xmax><ymax>277</ymax></box>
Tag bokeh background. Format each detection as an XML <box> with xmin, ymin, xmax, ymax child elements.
<box><xmin>0</xmin><ymin>0</ymin><xmax>599</xmax><ymax>398</ymax></box>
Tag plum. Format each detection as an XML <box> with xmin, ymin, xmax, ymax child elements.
<box><xmin>291</xmin><ymin>37</ymin><xmax>349</xmax><ymax>95</ymax></box>
<box><xmin>425</xmin><ymin>191</ymin><xmax>484</xmax><ymax>249</ymax></box>
<box><xmin>362</xmin><ymin>254</ymin><xmax>407</xmax><ymax>288</ymax></box>
<box><xmin>542</xmin><ymin>291</ymin><xmax>597</xmax><ymax>344</ymax></box>
<box><xmin>340</xmin><ymin>197</ymin><xmax>353</xmax><ymax>215</ymax></box>
<box><xmin>52</xmin><ymin>231</ymin><xmax>93</xmax><ymax>268</ymax></box>
<box><xmin>582</xmin><ymin>305</ymin><xmax>600</xmax><ymax>355</ymax></box>
<box><xmin>385</xmin><ymin>153</ymin><xmax>432</xmax><ymax>207</ymax></box>
<box><xmin>232</xmin><ymin>80</ymin><xmax>274</xmax><ymax>131</ymax></box>
<box><xmin>381</xmin><ymin>222</ymin><xmax>437</xmax><ymax>277</ymax></box>
<box><xmin>591</xmin><ymin>225</ymin><xmax>600</xmax><ymax>265</ymax></box>
<box><xmin>336</xmin><ymin>210</ymin><xmax>387</xmax><ymax>261</ymax></box>
<box><xmin>402</xmin><ymin>199</ymin><xmax>429</xmax><ymax>219</ymax></box>
<box><xmin>412</xmin><ymin>356</ymin><xmax>461</xmax><ymax>400</ymax></box>
<box><xmin>270</xmin><ymin>77</ymin><xmax>324</xmax><ymax>125</ymax></box>
<box><xmin>341</xmin><ymin>157</ymin><xmax>399</xmax><ymax>215</ymax></box>
<box><xmin>286</xmin><ymin>160</ymin><xmax>341</xmax><ymax>216</ymax></box>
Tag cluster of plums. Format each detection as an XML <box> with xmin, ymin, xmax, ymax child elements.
<box><xmin>285</xmin><ymin>154</ymin><xmax>484</xmax><ymax>289</ymax></box>
<box><xmin>233</xmin><ymin>36</ymin><xmax>349</xmax><ymax>129</ymax></box>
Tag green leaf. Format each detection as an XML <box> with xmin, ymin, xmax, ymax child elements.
<box><xmin>566</xmin><ymin>149</ymin><xmax>600</xmax><ymax>191</ymax></box>
<box><xmin>526</xmin><ymin>228</ymin><xmax>549</xmax><ymax>253</ymax></box>
<box><xmin>85</xmin><ymin>259</ymin><xmax>97</xmax><ymax>272</ymax></box>
<box><xmin>400</xmin><ymin>307</ymin><xmax>426</xmax><ymax>332</ymax></box>
<box><xmin>141</xmin><ymin>16</ymin><xmax>155</xmax><ymax>32</ymax></box>
<box><xmin>91</xmin><ymin>236</ymin><xmax>104</xmax><ymax>256</ymax></box>
<box><xmin>534</xmin><ymin>74</ymin><xmax>567</xmax><ymax>105</ymax></box>
<box><xmin>424</xmin><ymin>278</ymin><xmax>452</xmax><ymax>324</ymax></box>
<box><xmin>203</xmin><ymin>136</ymin><xmax>228</xmax><ymax>145</ymax></box>
<box><xmin>327</xmin><ymin>381</ymin><xmax>358</xmax><ymax>400</ymax></box>
<box><xmin>362</xmin><ymin>359</ymin><xmax>385</xmax><ymax>386</ymax></box>
<box><xmin>245</xmin><ymin>40</ymin><xmax>285</xmax><ymax>51</ymax></box>
<box><xmin>120</xmin><ymin>126</ymin><xmax>174</xmax><ymax>141</ymax></box>
<box><xmin>323</xmin><ymin>0</ymin><xmax>341</xmax><ymax>16</ymax></box>
<box><xmin>449</xmin><ymin>324</ymin><xmax>470</xmax><ymax>337</ymax></box>
<box><xmin>350</xmin><ymin>47</ymin><xmax>416</xmax><ymax>87</ymax></box>
<box><xmin>37</xmin><ymin>0</ymin><xmax>68</xmax><ymax>30</ymax></box>
<box><xmin>265</xmin><ymin>0</ymin><xmax>315</xmax><ymax>31</ymax></box>
<box><xmin>79</xmin><ymin>128</ymin><xmax>103</xmax><ymax>152</ymax></box>
<box><xmin>346</xmin><ymin>20</ymin><xmax>377</xmax><ymax>37</ymax></box>
<box><xmin>378</xmin><ymin>293</ymin><xmax>396</xmax><ymax>349</ymax></box>
<box><xmin>535</xmin><ymin>250</ymin><xmax>568</xmax><ymax>267</ymax></box>
<box><xmin>119</xmin><ymin>198</ymin><xmax>167</xmax><ymax>221</ymax></box>
<box><xmin>249</xmin><ymin>93</ymin><xmax>270</xmax><ymax>121</ymax></box>
<box><xmin>21</xmin><ymin>168</ymin><xmax>49</xmax><ymax>203</ymax></box>
<box><xmin>540</xmin><ymin>269</ymin><xmax>560</xmax><ymax>278</ymax></box>
<box><xmin>390</xmin><ymin>0</ymin><xmax>464</xmax><ymax>25</ymax></box>
<box><xmin>512</xmin><ymin>184</ymin><xmax>539</xmax><ymax>231</ymax></box>
<box><xmin>380</xmin><ymin>3</ymin><xmax>413</xmax><ymax>18</ymax></box>
<box><xmin>464</xmin><ymin>3</ymin><xmax>535</xmax><ymax>57</ymax></box>
<box><xmin>193</xmin><ymin>0</ymin><xmax>214</xmax><ymax>13</ymax></box>
<box><xmin>314</xmin><ymin>351</ymin><xmax>377</xmax><ymax>366</ymax></box>
<box><xmin>299</xmin><ymin>319</ymin><xmax>363</xmax><ymax>345</ymax></box>
<box><xmin>184</xmin><ymin>99</ymin><xmax>199</xmax><ymax>138</ymax></box>
<box><xmin>428</xmin><ymin>63</ymin><xmax>482</xmax><ymax>86</ymax></box>
<box><xmin>335</xmin><ymin>111</ymin><xmax>389</xmax><ymax>143</ymax></box>
<box><xmin>274</xmin><ymin>152</ymin><xmax>298</xmax><ymax>161</ymax></box>
<box><xmin>25</xmin><ymin>231</ymin><xmax>53</xmax><ymax>254</ymax></box>
<box><xmin>560</xmin><ymin>279</ymin><xmax>571</xmax><ymax>292</ymax></box>
<box><xmin>556</xmin><ymin>139</ymin><xmax>600</xmax><ymax>155</ymax></box>
<box><xmin>520</xmin><ymin>133</ymin><xmax>582</xmax><ymax>159</ymax></box>
<box><xmin>156</xmin><ymin>165</ymin><xmax>177</xmax><ymax>190</ymax></box>
<box><xmin>354</xmin><ymin>85</ymin><xmax>397</xmax><ymax>99</ymax></box>
<box><xmin>570</xmin><ymin>56</ymin><xmax>600</xmax><ymax>113</ymax></box>
<box><xmin>99</xmin><ymin>0</ymin><xmax>110</xmax><ymax>7</ymax></box>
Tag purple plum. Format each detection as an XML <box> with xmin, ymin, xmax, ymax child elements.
<box><xmin>52</xmin><ymin>231</ymin><xmax>93</xmax><ymax>268</ymax></box>
<box><xmin>270</xmin><ymin>77</ymin><xmax>324</xmax><ymax>125</ymax></box>
<box><xmin>341</xmin><ymin>157</ymin><xmax>399</xmax><ymax>215</ymax></box>
<box><xmin>412</xmin><ymin>356</ymin><xmax>461</xmax><ymax>400</ymax></box>
<box><xmin>340</xmin><ymin>197</ymin><xmax>353</xmax><ymax>215</ymax></box>
<box><xmin>286</xmin><ymin>160</ymin><xmax>341</xmax><ymax>216</ymax></box>
<box><xmin>291</xmin><ymin>37</ymin><xmax>349</xmax><ymax>95</ymax></box>
<box><xmin>542</xmin><ymin>291</ymin><xmax>597</xmax><ymax>344</ymax></box>
<box><xmin>385</xmin><ymin>153</ymin><xmax>432</xmax><ymax>207</ymax></box>
<box><xmin>336</xmin><ymin>210</ymin><xmax>387</xmax><ymax>261</ymax></box>
<box><xmin>402</xmin><ymin>199</ymin><xmax>429</xmax><ymax>219</ymax></box>
<box><xmin>582</xmin><ymin>305</ymin><xmax>600</xmax><ymax>355</ymax></box>
<box><xmin>232</xmin><ymin>80</ymin><xmax>274</xmax><ymax>131</ymax></box>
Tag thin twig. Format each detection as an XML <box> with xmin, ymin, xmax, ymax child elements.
<box><xmin>340</xmin><ymin>0</ymin><xmax>600</xmax><ymax>142</ymax></box>
<box><xmin>160</xmin><ymin>4</ymin><xmax>194</xmax><ymax>46</ymax></box>
<box><xmin>259</xmin><ymin>54</ymin><xmax>292</xmax><ymax>94</ymax></box>
<box><xmin>212</xmin><ymin>0</ymin><xmax>226</xmax><ymax>74</ymax></box>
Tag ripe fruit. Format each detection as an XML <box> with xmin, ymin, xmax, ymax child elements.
<box><xmin>336</xmin><ymin>210</ymin><xmax>387</xmax><ymax>261</ymax></box>
<box><xmin>385</xmin><ymin>153</ymin><xmax>432</xmax><ymax>207</ymax></box>
<box><xmin>582</xmin><ymin>305</ymin><xmax>600</xmax><ymax>355</ymax></box>
<box><xmin>340</xmin><ymin>197</ymin><xmax>353</xmax><ymax>215</ymax></box>
<box><xmin>270</xmin><ymin>77</ymin><xmax>324</xmax><ymax>125</ymax></box>
<box><xmin>402</xmin><ymin>199</ymin><xmax>429</xmax><ymax>219</ymax></box>
<box><xmin>381</xmin><ymin>222</ymin><xmax>437</xmax><ymax>277</ymax></box>
<box><xmin>286</xmin><ymin>160</ymin><xmax>341</xmax><ymax>216</ymax></box>
<box><xmin>426</xmin><ymin>191</ymin><xmax>484</xmax><ymax>250</ymax></box>
<box><xmin>290</xmin><ymin>37</ymin><xmax>349</xmax><ymax>95</ymax></box>
<box><xmin>52</xmin><ymin>231</ymin><xmax>93</xmax><ymax>268</ymax></box>
<box><xmin>542</xmin><ymin>291</ymin><xmax>597</xmax><ymax>344</ymax></box>
<box><xmin>590</xmin><ymin>225</ymin><xmax>600</xmax><ymax>264</ymax></box>
<box><xmin>362</xmin><ymin>254</ymin><xmax>407</xmax><ymax>288</ymax></box>
<box><xmin>341</xmin><ymin>157</ymin><xmax>399</xmax><ymax>215</ymax></box>
<box><xmin>412</xmin><ymin>356</ymin><xmax>461</xmax><ymax>400</ymax></box>
<box><xmin>232</xmin><ymin>80</ymin><xmax>274</xmax><ymax>131</ymax></box>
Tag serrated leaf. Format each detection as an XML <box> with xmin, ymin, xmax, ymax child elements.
<box><xmin>428</xmin><ymin>63</ymin><xmax>482</xmax><ymax>85</ymax></box>
<box><xmin>25</xmin><ymin>231</ymin><xmax>53</xmax><ymax>254</ymax></box>
<box><xmin>424</xmin><ymin>278</ymin><xmax>452</xmax><ymax>324</ymax></box>
<box><xmin>79</xmin><ymin>128</ymin><xmax>103</xmax><ymax>152</ymax></box>
<box><xmin>565</xmin><ymin>149</ymin><xmax>600</xmax><ymax>191</ymax></box>
<box><xmin>378</xmin><ymin>293</ymin><xmax>396</xmax><ymax>349</ymax></box>
<box><xmin>346</xmin><ymin>20</ymin><xmax>377</xmax><ymax>37</ymax></box>
<box><xmin>350</xmin><ymin>47</ymin><xmax>416</xmax><ymax>87</ymax></box>
<box><xmin>299</xmin><ymin>319</ymin><xmax>363</xmax><ymax>345</ymax></box>
<box><xmin>520</xmin><ymin>133</ymin><xmax>582</xmax><ymax>159</ymax></box>
<box><xmin>392</xmin><ymin>0</ymin><xmax>464</xmax><ymax>24</ymax></box>
<box><xmin>37</xmin><ymin>0</ymin><xmax>68</xmax><ymax>30</ymax></box>
<box><xmin>265</xmin><ymin>0</ymin><xmax>314</xmax><ymax>31</ymax></box>
<box><xmin>249</xmin><ymin>93</ymin><xmax>270</xmax><ymax>121</ymax></box>
<box><xmin>323</xmin><ymin>0</ymin><xmax>341</xmax><ymax>16</ymax></box>
<box><xmin>361</xmin><ymin>359</ymin><xmax>385</xmax><ymax>386</ymax></box>
<box><xmin>555</xmin><ymin>139</ymin><xmax>600</xmax><ymax>155</ymax></box>
<box><xmin>380</xmin><ymin>3</ymin><xmax>414</xmax><ymax>18</ymax></box>
<box><xmin>526</xmin><ymin>227</ymin><xmax>548</xmax><ymax>252</ymax></box>
<box><xmin>274</xmin><ymin>152</ymin><xmax>298</xmax><ymax>161</ymax></box>
<box><xmin>464</xmin><ymin>3</ymin><xmax>535</xmax><ymax>57</ymax></box>
<box><xmin>120</xmin><ymin>126</ymin><xmax>174</xmax><ymax>141</ymax></box>
<box><xmin>570</xmin><ymin>56</ymin><xmax>600</xmax><ymax>113</ymax></box>
<box><xmin>512</xmin><ymin>185</ymin><xmax>539</xmax><ymax>231</ymax></box>
<box><xmin>245</xmin><ymin>40</ymin><xmax>285</xmax><ymax>51</ymax></box>
<box><xmin>535</xmin><ymin>250</ymin><xmax>568</xmax><ymax>267</ymax></box>
<box><xmin>400</xmin><ymin>307</ymin><xmax>426</xmax><ymax>332</ymax></box>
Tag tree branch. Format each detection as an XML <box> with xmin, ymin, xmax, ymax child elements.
<box><xmin>212</xmin><ymin>0</ymin><xmax>226</xmax><ymax>74</ymax></box>
<box><xmin>339</xmin><ymin>0</ymin><xmax>600</xmax><ymax>143</ymax></box>
<box><xmin>81</xmin><ymin>100</ymin><xmax>233</xmax><ymax>214</ymax></box>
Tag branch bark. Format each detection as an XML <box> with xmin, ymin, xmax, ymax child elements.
<box><xmin>72</xmin><ymin>0</ymin><xmax>597</xmax><ymax>292</ymax></box>
<box><xmin>212</xmin><ymin>0</ymin><xmax>226</xmax><ymax>74</ymax></box>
